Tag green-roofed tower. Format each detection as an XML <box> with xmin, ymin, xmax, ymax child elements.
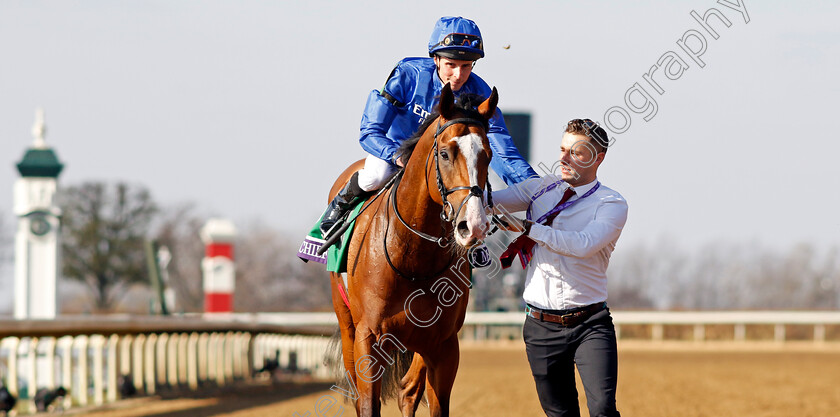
<box><xmin>17</xmin><ymin>108</ymin><xmax>64</xmax><ymax>178</ymax></box>
<box><xmin>14</xmin><ymin>108</ymin><xmax>64</xmax><ymax>319</ymax></box>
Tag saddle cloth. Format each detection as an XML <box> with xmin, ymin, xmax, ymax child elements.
<box><xmin>297</xmin><ymin>199</ymin><xmax>365</xmax><ymax>273</ymax></box>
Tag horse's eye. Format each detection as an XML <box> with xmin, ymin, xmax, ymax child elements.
<box><xmin>440</xmin><ymin>150</ymin><xmax>449</xmax><ymax>161</ymax></box>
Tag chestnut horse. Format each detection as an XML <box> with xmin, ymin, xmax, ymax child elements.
<box><xmin>326</xmin><ymin>83</ymin><xmax>497</xmax><ymax>417</ymax></box>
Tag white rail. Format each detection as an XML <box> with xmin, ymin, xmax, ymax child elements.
<box><xmin>0</xmin><ymin>316</ymin><xmax>332</xmax><ymax>415</ymax></box>
<box><xmin>209</xmin><ymin>310</ymin><xmax>840</xmax><ymax>343</ymax></box>
<box><xmin>1</xmin><ymin>311</ymin><xmax>837</xmax><ymax>414</ymax></box>
<box><xmin>209</xmin><ymin>311</ymin><xmax>840</xmax><ymax>343</ymax></box>
<box><xmin>458</xmin><ymin>311</ymin><xmax>840</xmax><ymax>343</ymax></box>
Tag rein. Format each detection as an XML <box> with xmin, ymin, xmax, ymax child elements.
<box><xmin>384</xmin><ymin>171</ymin><xmax>454</xmax><ymax>281</ymax></box>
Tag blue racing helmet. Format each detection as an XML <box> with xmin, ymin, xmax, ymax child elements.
<box><xmin>428</xmin><ymin>16</ymin><xmax>484</xmax><ymax>61</ymax></box>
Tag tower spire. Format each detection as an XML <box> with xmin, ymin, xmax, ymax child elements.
<box><xmin>32</xmin><ymin>107</ymin><xmax>47</xmax><ymax>149</ymax></box>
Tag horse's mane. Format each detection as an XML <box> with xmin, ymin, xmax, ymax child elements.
<box><xmin>395</xmin><ymin>93</ymin><xmax>490</xmax><ymax>166</ymax></box>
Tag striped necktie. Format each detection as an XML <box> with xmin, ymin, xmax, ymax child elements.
<box><xmin>499</xmin><ymin>187</ymin><xmax>576</xmax><ymax>269</ymax></box>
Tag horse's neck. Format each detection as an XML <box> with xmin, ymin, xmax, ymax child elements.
<box><xmin>385</xmin><ymin>172</ymin><xmax>453</xmax><ymax>278</ymax></box>
<box><xmin>389</xmin><ymin>137</ymin><xmax>451</xmax><ymax>251</ymax></box>
<box><xmin>393</xmin><ymin>169</ymin><xmax>446</xmax><ymax>238</ymax></box>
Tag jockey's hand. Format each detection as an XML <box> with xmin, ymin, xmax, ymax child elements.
<box><xmin>395</xmin><ymin>157</ymin><xmax>405</xmax><ymax>168</ymax></box>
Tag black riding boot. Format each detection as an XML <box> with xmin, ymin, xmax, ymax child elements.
<box><xmin>320</xmin><ymin>172</ymin><xmax>370</xmax><ymax>238</ymax></box>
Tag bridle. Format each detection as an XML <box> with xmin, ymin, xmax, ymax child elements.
<box><xmin>432</xmin><ymin>118</ymin><xmax>493</xmax><ymax>224</ymax></box>
<box><xmin>385</xmin><ymin>116</ymin><xmax>496</xmax><ymax>280</ymax></box>
<box><xmin>393</xmin><ymin>117</ymin><xmax>495</xmax><ymax>243</ymax></box>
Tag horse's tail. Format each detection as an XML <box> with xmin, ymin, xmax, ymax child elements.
<box><xmin>325</xmin><ymin>328</ymin><xmax>346</xmax><ymax>387</ymax></box>
<box><xmin>324</xmin><ymin>329</ymin><xmax>415</xmax><ymax>404</ymax></box>
<box><xmin>380</xmin><ymin>347</ymin><xmax>414</xmax><ymax>403</ymax></box>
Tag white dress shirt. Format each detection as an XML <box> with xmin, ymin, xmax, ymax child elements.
<box><xmin>492</xmin><ymin>175</ymin><xmax>628</xmax><ymax>310</ymax></box>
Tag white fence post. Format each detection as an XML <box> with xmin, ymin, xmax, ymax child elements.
<box><xmin>107</xmin><ymin>334</ymin><xmax>119</xmax><ymax>403</ymax></box>
<box><xmin>90</xmin><ymin>334</ymin><xmax>105</xmax><ymax>406</ymax></box>
<box><xmin>187</xmin><ymin>333</ymin><xmax>199</xmax><ymax>390</ymax></box>
<box><xmin>198</xmin><ymin>333</ymin><xmax>210</xmax><ymax>383</ymax></box>
<box><xmin>58</xmin><ymin>336</ymin><xmax>73</xmax><ymax>410</ymax></box>
<box><xmin>177</xmin><ymin>333</ymin><xmax>189</xmax><ymax>386</ymax></box>
<box><xmin>43</xmin><ymin>336</ymin><xmax>57</xmax><ymax>390</ymax></box>
<box><xmin>167</xmin><ymin>333</ymin><xmax>178</xmax><ymax>387</ymax></box>
<box><xmin>215</xmin><ymin>333</ymin><xmax>226</xmax><ymax>386</ymax></box>
<box><xmin>651</xmin><ymin>324</ymin><xmax>664</xmax><ymax>342</ymax></box>
<box><xmin>815</xmin><ymin>324</ymin><xmax>826</xmax><ymax>343</ymax></box>
<box><xmin>693</xmin><ymin>324</ymin><xmax>705</xmax><ymax>342</ymax></box>
<box><xmin>25</xmin><ymin>337</ymin><xmax>38</xmax><ymax>412</ymax></box>
<box><xmin>774</xmin><ymin>324</ymin><xmax>786</xmax><ymax>343</ymax></box>
<box><xmin>133</xmin><ymin>334</ymin><xmax>146</xmax><ymax>394</ymax></box>
<box><xmin>155</xmin><ymin>333</ymin><xmax>168</xmax><ymax>388</ymax></box>
<box><xmin>144</xmin><ymin>334</ymin><xmax>157</xmax><ymax>395</ymax></box>
<box><xmin>74</xmin><ymin>335</ymin><xmax>89</xmax><ymax>406</ymax></box>
<box><xmin>207</xmin><ymin>333</ymin><xmax>218</xmax><ymax>385</ymax></box>
<box><xmin>1</xmin><ymin>338</ymin><xmax>20</xmax><ymax>402</ymax></box>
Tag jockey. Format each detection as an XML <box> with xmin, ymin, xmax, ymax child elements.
<box><xmin>320</xmin><ymin>16</ymin><xmax>538</xmax><ymax>238</ymax></box>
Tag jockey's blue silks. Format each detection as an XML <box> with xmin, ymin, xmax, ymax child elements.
<box><xmin>359</xmin><ymin>57</ymin><xmax>537</xmax><ymax>186</ymax></box>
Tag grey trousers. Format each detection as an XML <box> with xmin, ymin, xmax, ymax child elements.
<box><xmin>523</xmin><ymin>308</ymin><xmax>620</xmax><ymax>417</ymax></box>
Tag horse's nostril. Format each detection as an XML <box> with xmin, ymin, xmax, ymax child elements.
<box><xmin>457</xmin><ymin>221</ymin><xmax>469</xmax><ymax>237</ymax></box>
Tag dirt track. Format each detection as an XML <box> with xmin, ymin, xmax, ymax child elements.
<box><xmin>79</xmin><ymin>342</ymin><xmax>840</xmax><ymax>417</ymax></box>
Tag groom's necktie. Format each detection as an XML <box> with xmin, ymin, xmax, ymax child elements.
<box><xmin>499</xmin><ymin>187</ymin><xmax>576</xmax><ymax>269</ymax></box>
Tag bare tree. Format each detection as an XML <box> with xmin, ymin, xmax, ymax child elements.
<box><xmin>59</xmin><ymin>182</ymin><xmax>158</xmax><ymax>312</ymax></box>
<box><xmin>606</xmin><ymin>243</ymin><xmax>657</xmax><ymax>309</ymax></box>
<box><xmin>153</xmin><ymin>203</ymin><xmax>207</xmax><ymax>312</ymax></box>
<box><xmin>606</xmin><ymin>236</ymin><xmax>690</xmax><ymax>310</ymax></box>
<box><xmin>817</xmin><ymin>247</ymin><xmax>840</xmax><ymax>309</ymax></box>
<box><xmin>608</xmin><ymin>239</ymin><xmax>840</xmax><ymax>311</ymax></box>
<box><xmin>153</xmin><ymin>212</ymin><xmax>333</xmax><ymax>313</ymax></box>
<box><xmin>234</xmin><ymin>220</ymin><xmax>331</xmax><ymax>312</ymax></box>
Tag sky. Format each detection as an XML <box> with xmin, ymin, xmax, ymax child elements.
<box><xmin>2</xmin><ymin>1</ymin><xmax>839</xmax><ymax>293</ymax></box>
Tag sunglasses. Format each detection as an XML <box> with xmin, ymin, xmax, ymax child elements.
<box><xmin>436</xmin><ymin>33</ymin><xmax>483</xmax><ymax>50</ymax></box>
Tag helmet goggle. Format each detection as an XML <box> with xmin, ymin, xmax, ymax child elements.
<box><xmin>435</xmin><ymin>33</ymin><xmax>483</xmax><ymax>51</ymax></box>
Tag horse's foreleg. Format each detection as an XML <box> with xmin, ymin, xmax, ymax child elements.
<box><xmin>398</xmin><ymin>353</ymin><xmax>427</xmax><ymax>417</ymax></box>
<box><xmin>423</xmin><ymin>336</ymin><xmax>460</xmax><ymax>417</ymax></box>
<box><xmin>354</xmin><ymin>329</ymin><xmax>383</xmax><ymax>417</ymax></box>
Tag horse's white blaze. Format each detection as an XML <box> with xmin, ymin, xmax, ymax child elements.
<box><xmin>455</xmin><ymin>133</ymin><xmax>489</xmax><ymax>243</ymax></box>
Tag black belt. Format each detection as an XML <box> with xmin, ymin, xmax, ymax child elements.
<box><xmin>526</xmin><ymin>302</ymin><xmax>606</xmax><ymax>326</ymax></box>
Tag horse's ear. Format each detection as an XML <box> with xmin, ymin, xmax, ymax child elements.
<box><xmin>440</xmin><ymin>82</ymin><xmax>455</xmax><ymax>119</ymax></box>
<box><xmin>478</xmin><ymin>87</ymin><xmax>499</xmax><ymax>120</ymax></box>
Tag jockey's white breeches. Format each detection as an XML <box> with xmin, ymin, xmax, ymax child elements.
<box><xmin>356</xmin><ymin>154</ymin><xmax>398</xmax><ymax>192</ymax></box>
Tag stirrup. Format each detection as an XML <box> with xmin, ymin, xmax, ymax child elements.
<box><xmin>321</xmin><ymin>205</ymin><xmax>353</xmax><ymax>240</ymax></box>
<box><xmin>322</xmin><ymin>218</ymin><xmax>344</xmax><ymax>240</ymax></box>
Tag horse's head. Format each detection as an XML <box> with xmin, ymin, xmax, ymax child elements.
<box><xmin>428</xmin><ymin>83</ymin><xmax>498</xmax><ymax>248</ymax></box>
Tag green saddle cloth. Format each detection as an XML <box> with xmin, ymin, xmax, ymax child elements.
<box><xmin>302</xmin><ymin>199</ymin><xmax>365</xmax><ymax>273</ymax></box>
<box><xmin>298</xmin><ymin>197</ymin><xmax>476</xmax><ymax>280</ymax></box>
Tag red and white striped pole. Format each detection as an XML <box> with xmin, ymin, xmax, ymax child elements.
<box><xmin>200</xmin><ymin>218</ymin><xmax>236</xmax><ymax>313</ymax></box>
